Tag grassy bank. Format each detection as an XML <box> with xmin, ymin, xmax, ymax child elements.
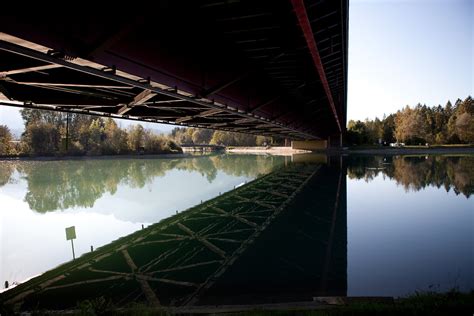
<box><xmin>347</xmin><ymin>144</ymin><xmax>473</xmax><ymax>150</ymax></box>
<box><xmin>18</xmin><ymin>290</ymin><xmax>471</xmax><ymax>315</ymax></box>
<box><xmin>343</xmin><ymin>145</ymin><xmax>474</xmax><ymax>155</ymax></box>
<box><xmin>227</xmin><ymin>290</ymin><xmax>474</xmax><ymax>316</ymax></box>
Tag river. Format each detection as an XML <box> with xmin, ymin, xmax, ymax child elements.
<box><xmin>0</xmin><ymin>153</ymin><xmax>472</xmax><ymax>299</ymax></box>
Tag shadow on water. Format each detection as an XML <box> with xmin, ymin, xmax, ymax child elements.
<box><xmin>0</xmin><ymin>154</ymin><xmax>472</xmax><ymax>312</ymax></box>
<box><xmin>0</xmin><ymin>155</ymin><xmax>347</xmax><ymax>310</ymax></box>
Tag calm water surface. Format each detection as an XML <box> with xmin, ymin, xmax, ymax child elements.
<box><xmin>0</xmin><ymin>153</ymin><xmax>472</xmax><ymax>298</ymax></box>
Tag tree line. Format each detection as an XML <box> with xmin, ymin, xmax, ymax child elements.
<box><xmin>0</xmin><ymin>109</ymin><xmax>182</xmax><ymax>156</ymax></box>
<box><xmin>0</xmin><ymin>96</ymin><xmax>471</xmax><ymax>155</ymax></box>
<box><xmin>170</xmin><ymin>127</ymin><xmax>283</xmax><ymax>146</ymax></box>
<box><xmin>347</xmin><ymin>96</ymin><xmax>473</xmax><ymax>145</ymax></box>
<box><xmin>0</xmin><ymin>108</ymin><xmax>287</xmax><ymax>156</ymax></box>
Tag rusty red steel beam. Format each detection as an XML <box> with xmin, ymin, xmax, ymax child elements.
<box><xmin>290</xmin><ymin>0</ymin><xmax>342</xmax><ymax>133</ymax></box>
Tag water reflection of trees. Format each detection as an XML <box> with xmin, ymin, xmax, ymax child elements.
<box><xmin>347</xmin><ymin>155</ymin><xmax>474</xmax><ymax>198</ymax></box>
<box><xmin>0</xmin><ymin>161</ymin><xmax>15</xmax><ymax>186</ymax></box>
<box><xmin>1</xmin><ymin>155</ymin><xmax>283</xmax><ymax>212</ymax></box>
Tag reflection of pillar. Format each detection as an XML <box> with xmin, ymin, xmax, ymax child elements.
<box><xmin>316</xmin><ymin>162</ymin><xmax>349</xmax><ymax>295</ymax></box>
<box><xmin>321</xmin><ymin>167</ymin><xmax>343</xmax><ymax>291</ymax></box>
<box><xmin>197</xmin><ymin>162</ymin><xmax>348</xmax><ymax>304</ymax></box>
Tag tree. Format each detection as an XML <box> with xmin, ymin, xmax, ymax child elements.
<box><xmin>0</xmin><ymin>125</ymin><xmax>13</xmax><ymax>155</ymax></box>
<box><xmin>192</xmin><ymin>128</ymin><xmax>213</xmax><ymax>144</ymax></box>
<box><xmin>87</xmin><ymin>119</ymin><xmax>104</xmax><ymax>154</ymax></box>
<box><xmin>346</xmin><ymin>120</ymin><xmax>369</xmax><ymax>145</ymax></box>
<box><xmin>455</xmin><ymin>112</ymin><xmax>474</xmax><ymax>142</ymax></box>
<box><xmin>23</xmin><ymin>122</ymin><xmax>61</xmax><ymax>155</ymax></box>
<box><xmin>394</xmin><ymin>106</ymin><xmax>429</xmax><ymax>144</ymax></box>
<box><xmin>382</xmin><ymin>114</ymin><xmax>396</xmax><ymax>143</ymax></box>
<box><xmin>233</xmin><ymin>132</ymin><xmax>256</xmax><ymax>146</ymax></box>
<box><xmin>447</xmin><ymin>96</ymin><xmax>473</xmax><ymax>143</ymax></box>
<box><xmin>102</xmin><ymin>119</ymin><xmax>129</xmax><ymax>154</ymax></box>
<box><xmin>127</xmin><ymin>124</ymin><xmax>145</xmax><ymax>152</ymax></box>
<box><xmin>210</xmin><ymin>130</ymin><xmax>232</xmax><ymax>145</ymax></box>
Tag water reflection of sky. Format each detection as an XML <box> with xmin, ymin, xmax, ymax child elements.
<box><xmin>70</xmin><ymin>169</ymin><xmax>252</xmax><ymax>223</ymax></box>
<box><xmin>1</xmin><ymin>156</ymin><xmax>274</xmax><ymax>287</ymax></box>
<box><xmin>348</xmin><ymin>173</ymin><xmax>473</xmax><ymax>296</ymax></box>
<box><xmin>1</xmin><ymin>154</ymin><xmax>473</xmax><ymax>297</ymax></box>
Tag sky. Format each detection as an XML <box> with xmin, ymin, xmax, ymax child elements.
<box><xmin>348</xmin><ymin>0</ymin><xmax>473</xmax><ymax>121</ymax></box>
<box><xmin>0</xmin><ymin>0</ymin><xmax>472</xmax><ymax>132</ymax></box>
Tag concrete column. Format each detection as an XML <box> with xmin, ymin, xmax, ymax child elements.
<box><xmin>292</xmin><ymin>140</ymin><xmax>327</xmax><ymax>150</ymax></box>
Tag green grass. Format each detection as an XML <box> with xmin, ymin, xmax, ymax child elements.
<box><xmin>404</xmin><ymin>144</ymin><xmax>474</xmax><ymax>148</ymax></box>
<box><xmin>45</xmin><ymin>289</ymin><xmax>471</xmax><ymax>316</ymax></box>
<box><xmin>226</xmin><ymin>290</ymin><xmax>474</xmax><ymax>316</ymax></box>
<box><xmin>348</xmin><ymin>144</ymin><xmax>473</xmax><ymax>150</ymax></box>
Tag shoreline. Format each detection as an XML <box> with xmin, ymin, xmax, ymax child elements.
<box><xmin>226</xmin><ymin>146</ymin><xmax>310</xmax><ymax>155</ymax></box>
<box><xmin>1</xmin><ymin>146</ymin><xmax>473</xmax><ymax>161</ymax></box>
<box><xmin>226</xmin><ymin>146</ymin><xmax>474</xmax><ymax>156</ymax></box>
<box><xmin>341</xmin><ymin>146</ymin><xmax>474</xmax><ymax>155</ymax></box>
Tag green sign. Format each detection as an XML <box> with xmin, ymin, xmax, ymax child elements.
<box><xmin>65</xmin><ymin>226</ymin><xmax>76</xmax><ymax>240</ymax></box>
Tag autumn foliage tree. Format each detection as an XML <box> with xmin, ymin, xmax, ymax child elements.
<box><xmin>17</xmin><ymin>109</ymin><xmax>181</xmax><ymax>156</ymax></box>
<box><xmin>0</xmin><ymin>125</ymin><xmax>13</xmax><ymax>155</ymax></box>
<box><xmin>347</xmin><ymin>96</ymin><xmax>473</xmax><ymax>145</ymax></box>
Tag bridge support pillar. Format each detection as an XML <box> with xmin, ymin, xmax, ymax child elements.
<box><xmin>328</xmin><ymin>133</ymin><xmax>344</xmax><ymax>148</ymax></box>
<box><xmin>291</xmin><ymin>140</ymin><xmax>327</xmax><ymax>151</ymax></box>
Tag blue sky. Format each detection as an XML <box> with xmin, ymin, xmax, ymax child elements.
<box><xmin>0</xmin><ymin>0</ymin><xmax>472</xmax><ymax>132</ymax></box>
<box><xmin>348</xmin><ymin>0</ymin><xmax>472</xmax><ymax>121</ymax></box>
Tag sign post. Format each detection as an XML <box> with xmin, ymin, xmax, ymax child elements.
<box><xmin>65</xmin><ymin>226</ymin><xmax>76</xmax><ymax>260</ymax></box>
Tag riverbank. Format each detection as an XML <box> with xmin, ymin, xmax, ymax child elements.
<box><xmin>225</xmin><ymin>145</ymin><xmax>474</xmax><ymax>156</ymax></box>
<box><xmin>2</xmin><ymin>146</ymin><xmax>473</xmax><ymax>161</ymax></box>
<box><xmin>5</xmin><ymin>290</ymin><xmax>472</xmax><ymax>315</ymax></box>
<box><xmin>125</xmin><ymin>292</ymin><xmax>473</xmax><ymax>315</ymax></box>
<box><xmin>342</xmin><ymin>146</ymin><xmax>474</xmax><ymax>155</ymax></box>
<box><xmin>226</xmin><ymin>146</ymin><xmax>310</xmax><ymax>155</ymax></box>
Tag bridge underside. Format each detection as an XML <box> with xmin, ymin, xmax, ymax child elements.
<box><xmin>0</xmin><ymin>0</ymin><xmax>348</xmax><ymax>140</ymax></box>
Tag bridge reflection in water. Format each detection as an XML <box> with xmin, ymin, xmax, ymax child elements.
<box><xmin>1</xmin><ymin>156</ymin><xmax>347</xmax><ymax>311</ymax></box>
